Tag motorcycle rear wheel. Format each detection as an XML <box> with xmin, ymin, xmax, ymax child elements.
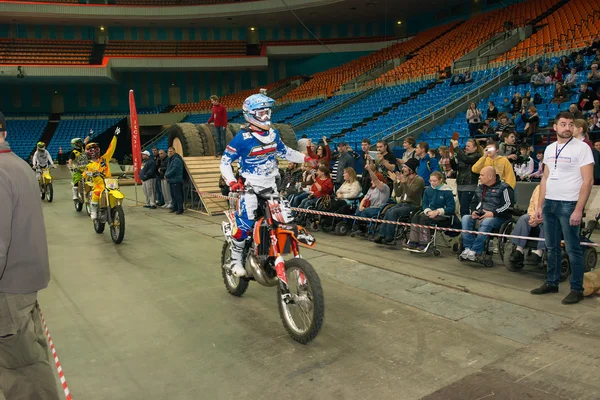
<box><xmin>94</xmin><ymin>218</ymin><xmax>105</xmax><ymax>234</ymax></box>
<box><xmin>110</xmin><ymin>206</ymin><xmax>125</xmax><ymax>244</ymax></box>
<box><xmin>221</xmin><ymin>242</ymin><xmax>249</xmax><ymax>296</ymax></box>
<box><xmin>277</xmin><ymin>258</ymin><xmax>324</xmax><ymax>344</ymax></box>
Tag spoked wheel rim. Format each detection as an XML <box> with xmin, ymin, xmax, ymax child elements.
<box><xmin>280</xmin><ymin>267</ymin><xmax>315</xmax><ymax>336</ymax></box>
<box><xmin>110</xmin><ymin>207</ymin><xmax>125</xmax><ymax>243</ymax></box>
<box><xmin>223</xmin><ymin>244</ymin><xmax>241</xmax><ymax>289</ymax></box>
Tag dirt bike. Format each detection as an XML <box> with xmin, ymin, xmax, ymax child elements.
<box><xmin>89</xmin><ymin>172</ymin><xmax>126</xmax><ymax>244</ymax></box>
<box><xmin>221</xmin><ymin>185</ymin><xmax>324</xmax><ymax>344</ymax></box>
<box><xmin>73</xmin><ymin>174</ymin><xmax>92</xmax><ymax>214</ymax></box>
<box><xmin>37</xmin><ymin>167</ymin><xmax>54</xmax><ymax>203</ymax></box>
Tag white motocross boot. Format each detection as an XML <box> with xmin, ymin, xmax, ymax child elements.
<box><xmin>229</xmin><ymin>238</ymin><xmax>247</xmax><ymax>277</ymax></box>
<box><xmin>90</xmin><ymin>202</ymin><xmax>99</xmax><ymax>220</ymax></box>
<box><xmin>72</xmin><ymin>186</ymin><xmax>79</xmax><ymax>200</ymax></box>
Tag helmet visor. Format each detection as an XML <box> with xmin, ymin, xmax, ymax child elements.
<box><xmin>254</xmin><ymin>108</ymin><xmax>271</xmax><ymax>122</ymax></box>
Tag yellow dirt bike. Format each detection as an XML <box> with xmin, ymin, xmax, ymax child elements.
<box><xmin>38</xmin><ymin>167</ymin><xmax>54</xmax><ymax>203</ymax></box>
<box><xmin>89</xmin><ymin>172</ymin><xmax>126</xmax><ymax>244</ymax></box>
<box><xmin>73</xmin><ymin>175</ymin><xmax>93</xmax><ymax>214</ymax></box>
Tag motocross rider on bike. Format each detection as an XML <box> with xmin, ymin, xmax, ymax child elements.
<box><xmin>220</xmin><ymin>94</ymin><xmax>316</xmax><ymax>277</ymax></box>
<box><xmin>68</xmin><ymin>131</ymin><xmax>91</xmax><ymax>200</ymax></box>
<box><xmin>85</xmin><ymin>127</ymin><xmax>120</xmax><ymax>220</ymax></box>
<box><xmin>32</xmin><ymin>142</ymin><xmax>55</xmax><ymax>179</ymax></box>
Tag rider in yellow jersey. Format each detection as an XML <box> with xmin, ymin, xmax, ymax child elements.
<box><xmin>85</xmin><ymin>127</ymin><xmax>120</xmax><ymax>219</ymax></box>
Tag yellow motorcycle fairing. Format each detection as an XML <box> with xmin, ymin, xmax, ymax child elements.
<box><xmin>41</xmin><ymin>169</ymin><xmax>53</xmax><ymax>184</ymax></box>
<box><xmin>108</xmin><ymin>190</ymin><xmax>124</xmax><ymax>208</ymax></box>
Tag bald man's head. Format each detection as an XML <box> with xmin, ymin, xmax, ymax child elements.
<box><xmin>480</xmin><ymin>166</ymin><xmax>497</xmax><ymax>186</ymax></box>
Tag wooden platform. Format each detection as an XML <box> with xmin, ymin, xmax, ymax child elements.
<box><xmin>183</xmin><ymin>156</ymin><xmax>288</xmax><ymax>216</ymax></box>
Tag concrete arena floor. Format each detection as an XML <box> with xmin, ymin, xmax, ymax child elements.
<box><xmin>39</xmin><ymin>181</ymin><xmax>600</xmax><ymax>400</ymax></box>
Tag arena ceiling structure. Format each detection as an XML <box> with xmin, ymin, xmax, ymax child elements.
<box><xmin>0</xmin><ymin>0</ymin><xmax>468</xmax><ymax>26</ymax></box>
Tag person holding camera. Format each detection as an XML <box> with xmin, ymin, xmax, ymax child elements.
<box><xmin>466</xmin><ymin>102</ymin><xmax>483</xmax><ymax>137</ymax></box>
<box><xmin>459</xmin><ymin>166</ymin><xmax>515</xmax><ymax>262</ymax></box>
<box><xmin>472</xmin><ymin>141</ymin><xmax>516</xmax><ymax>188</ymax></box>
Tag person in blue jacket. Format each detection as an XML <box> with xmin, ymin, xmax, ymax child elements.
<box><xmin>220</xmin><ymin>93</ymin><xmax>315</xmax><ymax>277</ymax></box>
<box><xmin>415</xmin><ymin>141</ymin><xmax>440</xmax><ymax>186</ymax></box>
<box><xmin>405</xmin><ymin>171</ymin><xmax>456</xmax><ymax>250</ymax></box>
<box><xmin>165</xmin><ymin>146</ymin><xmax>184</xmax><ymax>214</ymax></box>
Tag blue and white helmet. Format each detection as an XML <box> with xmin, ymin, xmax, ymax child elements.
<box><xmin>243</xmin><ymin>94</ymin><xmax>275</xmax><ymax>131</ymax></box>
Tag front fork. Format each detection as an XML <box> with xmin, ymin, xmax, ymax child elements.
<box><xmin>270</xmin><ymin>229</ymin><xmax>306</xmax><ymax>304</ymax></box>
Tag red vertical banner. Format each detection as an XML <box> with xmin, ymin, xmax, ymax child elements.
<box><xmin>129</xmin><ymin>89</ymin><xmax>142</xmax><ymax>184</ymax></box>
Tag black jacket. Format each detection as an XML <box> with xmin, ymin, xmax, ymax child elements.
<box><xmin>140</xmin><ymin>157</ymin><xmax>158</xmax><ymax>181</ymax></box>
<box><xmin>450</xmin><ymin>148</ymin><xmax>480</xmax><ymax>187</ymax></box>
<box><xmin>470</xmin><ymin>175</ymin><xmax>514</xmax><ymax>219</ymax></box>
<box><xmin>157</xmin><ymin>156</ymin><xmax>168</xmax><ymax>178</ymax></box>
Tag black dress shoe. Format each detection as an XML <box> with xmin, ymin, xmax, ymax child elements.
<box><xmin>374</xmin><ymin>236</ymin><xmax>383</xmax><ymax>244</ymax></box>
<box><xmin>562</xmin><ymin>291</ymin><xmax>584</xmax><ymax>305</ymax></box>
<box><xmin>149</xmin><ymin>206</ymin><xmax>157</xmax><ymax>209</ymax></box>
<box><xmin>528</xmin><ymin>253</ymin><xmax>542</xmax><ymax>265</ymax></box>
<box><xmin>170</xmin><ymin>209</ymin><xmax>177</xmax><ymax>213</ymax></box>
<box><xmin>530</xmin><ymin>283</ymin><xmax>559</xmax><ymax>295</ymax></box>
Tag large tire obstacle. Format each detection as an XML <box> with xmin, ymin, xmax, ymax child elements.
<box><xmin>168</xmin><ymin>122</ymin><xmax>298</xmax><ymax>157</ymax></box>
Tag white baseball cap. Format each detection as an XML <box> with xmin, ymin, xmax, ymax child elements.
<box><xmin>142</xmin><ymin>150</ymin><xmax>151</xmax><ymax>156</ymax></box>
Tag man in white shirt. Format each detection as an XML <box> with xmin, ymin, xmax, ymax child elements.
<box><xmin>531</xmin><ymin>112</ymin><xmax>594</xmax><ymax>304</ymax></box>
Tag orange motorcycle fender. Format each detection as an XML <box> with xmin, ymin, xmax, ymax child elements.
<box><xmin>253</xmin><ymin>217</ymin><xmax>265</xmax><ymax>246</ymax></box>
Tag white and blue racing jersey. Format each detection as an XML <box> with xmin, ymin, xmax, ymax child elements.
<box><xmin>220</xmin><ymin>128</ymin><xmax>305</xmax><ymax>185</ymax></box>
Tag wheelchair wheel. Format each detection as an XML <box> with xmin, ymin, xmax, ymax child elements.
<box><xmin>498</xmin><ymin>220</ymin><xmax>514</xmax><ymax>261</ymax></box>
<box><xmin>559</xmin><ymin>251</ymin><xmax>571</xmax><ymax>282</ymax></box>
<box><xmin>433</xmin><ymin>248</ymin><xmax>442</xmax><ymax>258</ymax></box>
<box><xmin>452</xmin><ymin>241</ymin><xmax>461</xmax><ymax>254</ymax></box>
<box><xmin>503</xmin><ymin>242</ymin><xmax>524</xmax><ymax>272</ymax></box>
<box><xmin>584</xmin><ymin>247</ymin><xmax>597</xmax><ymax>272</ymax></box>
<box><xmin>483</xmin><ymin>257</ymin><xmax>494</xmax><ymax>268</ymax></box>
<box><xmin>335</xmin><ymin>221</ymin><xmax>350</xmax><ymax>236</ymax></box>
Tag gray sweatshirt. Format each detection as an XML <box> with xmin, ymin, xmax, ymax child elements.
<box><xmin>0</xmin><ymin>141</ymin><xmax>50</xmax><ymax>294</ymax></box>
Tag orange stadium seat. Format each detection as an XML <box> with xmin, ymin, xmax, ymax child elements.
<box><xmin>279</xmin><ymin>21</ymin><xmax>461</xmax><ymax>101</ymax></box>
<box><xmin>170</xmin><ymin>76</ymin><xmax>300</xmax><ymax>113</ymax></box>
<box><xmin>0</xmin><ymin>38</ymin><xmax>93</xmax><ymax>65</ymax></box>
<box><xmin>500</xmin><ymin>0</ymin><xmax>600</xmax><ymax>61</ymax></box>
<box><xmin>376</xmin><ymin>0</ymin><xmax>562</xmax><ymax>84</ymax></box>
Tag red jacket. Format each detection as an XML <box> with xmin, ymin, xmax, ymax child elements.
<box><xmin>208</xmin><ymin>104</ymin><xmax>228</xmax><ymax>127</ymax></box>
<box><xmin>310</xmin><ymin>177</ymin><xmax>333</xmax><ymax>198</ymax></box>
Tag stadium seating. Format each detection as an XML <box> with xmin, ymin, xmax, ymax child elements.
<box><xmin>4</xmin><ymin>119</ymin><xmax>48</xmax><ymax>160</ymax></box>
<box><xmin>0</xmin><ymin>38</ymin><xmax>93</xmax><ymax>65</ymax></box>
<box><xmin>376</xmin><ymin>0</ymin><xmax>562</xmax><ymax>83</ymax></box>
<box><xmin>171</xmin><ymin>76</ymin><xmax>300</xmax><ymax>113</ymax></box>
<box><xmin>281</xmin><ymin>21</ymin><xmax>461</xmax><ymax>101</ymax></box>
<box><xmin>287</xmin><ymin>92</ymin><xmax>359</xmax><ymax>126</ymax></box>
<box><xmin>105</xmin><ymin>40</ymin><xmax>247</xmax><ymax>57</ymax></box>
<box><xmin>502</xmin><ymin>0</ymin><xmax>600</xmax><ymax>60</ymax></box>
<box><xmin>418</xmin><ymin>54</ymin><xmax>597</xmax><ymax>149</ymax></box>
<box><xmin>47</xmin><ymin>117</ymin><xmax>123</xmax><ymax>158</ymax></box>
<box><xmin>273</xmin><ymin>99</ymin><xmax>324</xmax><ymax>124</ymax></box>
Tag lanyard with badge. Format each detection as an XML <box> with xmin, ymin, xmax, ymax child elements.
<box><xmin>0</xmin><ymin>150</ymin><xmax>11</xmax><ymax>154</ymax></box>
<box><xmin>549</xmin><ymin>137</ymin><xmax>573</xmax><ymax>180</ymax></box>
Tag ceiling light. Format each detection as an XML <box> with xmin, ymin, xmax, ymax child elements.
<box><xmin>397</xmin><ymin>21</ymin><xmax>402</xmax><ymax>25</ymax></box>
<box><xmin>250</xmin><ymin>27</ymin><xmax>255</xmax><ymax>31</ymax></box>
<box><xmin>100</xmin><ymin>26</ymin><xmax>105</xmax><ymax>31</ymax></box>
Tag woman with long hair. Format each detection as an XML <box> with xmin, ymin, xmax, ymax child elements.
<box><xmin>307</xmin><ymin>136</ymin><xmax>332</xmax><ymax>167</ymax></box>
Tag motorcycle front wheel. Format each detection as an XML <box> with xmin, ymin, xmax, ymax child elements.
<box><xmin>74</xmin><ymin>199</ymin><xmax>83</xmax><ymax>212</ymax></box>
<box><xmin>277</xmin><ymin>258</ymin><xmax>324</xmax><ymax>344</ymax></box>
<box><xmin>45</xmin><ymin>183</ymin><xmax>53</xmax><ymax>203</ymax></box>
<box><xmin>221</xmin><ymin>242</ymin><xmax>249</xmax><ymax>297</ymax></box>
<box><xmin>110</xmin><ymin>206</ymin><xmax>125</xmax><ymax>244</ymax></box>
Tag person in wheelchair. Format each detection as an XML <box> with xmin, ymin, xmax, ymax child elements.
<box><xmin>329</xmin><ymin>167</ymin><xmax>362</xmax><ymax>212</ymax></box>
<box><xmin>278</xmin><ymin>162</ymin><xmax>303</xmax><ymax>198</ymax></box>
<box><xmin>405</xmin><ymin>172</ymin><xmax>456</xmax><ymax>251</ymax></box>
<box><xmin>374</xmin><ymin>158</ymin><xmax>424</xmax><ymax>244</ymax></box>
<box><xmin>297</xmin><ymin>165</ymin><xmax>333</xmax><ymax>209</ymax></box>
<box><xmin>508</xmin><ymin>185</ymin><xmax>544</xmax><ymax>267</ymax></box>
<box><xmin>320</xmin><ymin>167</ymin><xmax>362</xmax><ymax>230</ymax></box>
<box><xmin>460</xmin><ymin>166</ymin><xmax>515</xmax><ymax>261</ymax></box>
<box><xmin>351</xmin><ymin>162</ymin><xmax>390</xmax><ymax>235</ymax></box>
